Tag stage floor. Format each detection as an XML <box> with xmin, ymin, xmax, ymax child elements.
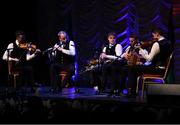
<box><xmin>0</xmin><ymin>86</ymin><xmax>179</xmax><ymax>123</ymax></box>
<box><xmin>6</xmin><ymin>87</ymin><xmax>146</xmax><ymax>104</ymax></box>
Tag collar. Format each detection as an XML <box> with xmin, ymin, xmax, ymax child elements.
<box><xmin>15</xmin><ymin>40</ymin><xmax>20</xmax><ymax>46</ymax></box>
<box><xmin>158</xmin><ymin>36</ymin><xmax>165</xmax><ymax>41</ymax></box>
<box><xmin>109</xmin><ymin>43</ymin><xmax>115</xmax><ymax>47</ymax></box>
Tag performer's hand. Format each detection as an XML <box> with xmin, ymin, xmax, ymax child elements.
<box><xmin>139</xmin><ymin>49</ymin><xmax>148</xmax><ymax>56</ymax></box>
<box><xmin>126</xmin><ymin>53</ymin><xmax>131</xmax><ymax>60</ymax></box>
<box><xmin>57</xmin><ymin>47</ymin><xmax>63</xmax><ymax>52</ymax></box>
<box><xmin>124</xmin><ymin>53</ymin><xmax>128</xmax><ymax>60</ymax></box>
<box><xmin>35</xmin><ymin>49</ymin><xmax>41</xmax><ymax>55</ymax></box>
<box><xmin>54</xmin><ymin>44</ymin><xmax>60</xmax><ymax>49</ymax></box>
<box><xmin>100</xmin><ymin>53</ymin><xmax>107</xmax><ymax>59</ymax></box>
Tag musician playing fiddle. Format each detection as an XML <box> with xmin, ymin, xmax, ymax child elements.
<box><xmin>126</xmin><ymin>27</ymin><xmax>171</xmax><ymax>97</ymax></box>
<box><xmin>2</xmin><ymin>30</ymin><xmax>40</xmax><ymax>89</ymax></box>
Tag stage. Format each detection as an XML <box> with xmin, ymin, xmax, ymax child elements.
<box><xmin>0</xmin><ymin>86</ymin><xmax>179</xmax><ymax>123</ymax></box>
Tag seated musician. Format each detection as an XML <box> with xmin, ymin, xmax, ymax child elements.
<box><xmin>113</xmin><ymin>34</ymin><xmax>142</xmax><ymax>95</ymax></box>
<box><xmin>121</xmin><ymin>34</ymin><xmax>143</xmax><ymax>65</ymax></box>
<box><xmin>50</xmin><ymin>31</ymin><xmax>76</xmax><ymax>93</ymax></box>
<box><xmin>97</xmin><ymin>32</ymin><xmax>123</xmax><ymax>94</ymax></box>
<box><xmin>2</xmin><ymin>30</ymin><xmax>40</xmax><ymax>88</ymax></box>
<box><xmin>127</xmin><ymin>27</ymin><xmax>171</xmax><ymax>97</ymax></box>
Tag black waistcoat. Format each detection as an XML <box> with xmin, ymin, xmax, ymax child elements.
<box><xmin>55</xmin><ymin>41</ymin><xmax>75</xmax><ymax>65</ymax></box>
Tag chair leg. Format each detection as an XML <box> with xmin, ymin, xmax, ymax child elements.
<box><xmin>13</xmin><ymin>75</ymin><xmax>16</xmax><ymax>88</ymax></box>
<box><xmin>136</xmin><ymin>76</ymin><xmax>140</xmax><ymax>95</ymax></box>
<box><xmin>162</xmin><ymin>79</ymin><xmax>165</xmax><ymax>84</ymax></box>
<box><xmin>141</xmin><ymin>79</ymin><xmax>145</xmax><ymax>98</ymax></box>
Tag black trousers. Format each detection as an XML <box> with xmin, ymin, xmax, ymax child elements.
<box><xmin>14</xmin><ymin>65</ymin><xmax>34</xmax><ymax>87</ymax></box>
<box><xmin>90</xmin><ymin>66</ymin><xmax>102</xmax><ymax>87</ymax></box>
<box><xmin>112</xmin><ymin>60</ymin><xmax>127</xmax><ymax>91</ymax></box>
<box><xmin>127</xmin><ymin>65</ymin><xmax>165</xmax><ymax>94</ymax></box>
<box><xmin>50</xmin><ymin>63</ymin><xmax>75</xmax><ymax>90</ymax></box>
<box><xmin>97</xmin><ymin>60</ymin><xmax>126</xmax><ymax>91</ymax></box>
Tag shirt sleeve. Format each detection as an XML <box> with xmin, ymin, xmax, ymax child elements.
<box><xmin>106</xmin><ymin>44</ymin><xmax>123</xmax><ymax>60</ymax></box>
<box><xmin>102</xmin><ymin>47</ymin><xmax>106</xmax><ymax>53</ymax></box>
<box><xmin>121</xmin><ymin>46</ymin><xmax>130</xmax><ymax>58</ymax></box>
<box><xmin>61</xmin><ymin>41</ymin><xmax>76</xmax><ymax>56</ymax></box>
<box><xmin>26</xmin><ymin>52</ymin><xmax>36</xmax><ymax>61</ymax></box>
<box><xmin>2</xmin><ymin>43</ymin><xmax>14</xmax><ymax>61</ymax></box>
<box><xmin>139</xmin><ymin>42</ymin><xmax>160</xmax><ymax>62</ymax></box>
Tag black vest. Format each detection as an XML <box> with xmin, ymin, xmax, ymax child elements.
<box><xmin>151</xmin><ymin>39</ymin><xmax>171</xmax><ymax>67</ymax></box>
<box><xmin>10</xmin><ymin>42</ymin><xmax>27</xmax><ymax>65</ymax></box>
<box><xmin>105</xmin><ymin>43</ymin><xmax>117</xmax><ymax>56</ymax></box>
<box><xmin>55</xmin><ymin>41</ymin><xmax>75</xmax><ymax>65</ymax></box>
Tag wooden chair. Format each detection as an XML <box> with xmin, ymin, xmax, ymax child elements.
<box><xmin>136</xmin><ymin>52</ymin><xmax>173</xmax><ymax>97</ymax></box>
<box><xmin>8</xmin><ymin>61</ymin><xmax>20</xmax><ymax>88</ymax></box>
<box><xmin>59</xmin><ymin>71</ymin><xmax>69</xmax><ymax>88</ymax></box>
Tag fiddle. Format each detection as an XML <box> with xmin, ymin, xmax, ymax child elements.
<box><xmin>19</xmin><ymin>42</ymin><xmax>37</xmax><ymax>52</ymax></box>
<box><xmin>138</xmin><ymin>38</ymin><xmax>158</xmax><ymax>49</ymax></box>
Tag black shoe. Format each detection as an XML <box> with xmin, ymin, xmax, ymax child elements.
<box><xmin>126</xmin><ymin>91</ymin><xmax>136</xmax><ymax>98</ymax></box>
<box><xmin>49</xmin><ymin>88</ymin><xmax>62</xmax><ymax>94</ymax></box>
<box><xmin>74</xmin><ymin>88</ymin><xmax>79</xmax><ymax>93</ymax></box>
<box><xmin>127</xmin><ymin>94</ymin><xmax>137</xmax><ymax>98</ymax></box>
<box><xmin>95</xmin><ymin>89</ymin><xmax>101</xmax><ymax>95</ymax></box>
<box><xmin>126</xmin><ymin>88</ymin><xmax>136</xmax><ymax>98</ymax></box>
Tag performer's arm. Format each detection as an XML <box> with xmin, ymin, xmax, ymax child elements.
<box><xmin>57</xmin><ymin>41</ymin><xmax>76</xmax><ymax>56</ymax></box>
<box><xmin>26</xmin><ymin>49</ymin><xmax>41</xmax><ymax>61</ymax></box>
<box><xmin>139</xmin><ymin>42</ymin><xmax>160</xmax><ymax>62</ymax></box>
<box><xmin>2</xmin><ymin>43</ymin><xmax>19</xmax><ymax>61</ymax></box>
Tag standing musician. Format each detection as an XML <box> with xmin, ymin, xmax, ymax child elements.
<box><xmin>97</xmin><ymin>32</ymin><xmax>123</xmax><ymax>94</ymax></box>
<box><xmin>49</xmin><ymin>31</ymin><xmax>76</xmax><ymax>93</ymax></box>
<box><xmin>127</xmin><ymin>27</ymin><xmax>171</xmax><ymax>97</ymax></box>
<box><xmin>2</xmin><ymin>30</ymin><xmax>41</xmax><ymax>88</ymax></box>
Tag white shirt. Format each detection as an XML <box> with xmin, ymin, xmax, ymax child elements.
<box><xmin>139</xmin><ymin>36</ymin><xmax>165</xmax><ymax>62</ymax></box>
<box><xmin>2</xmin><ymin>40</ymin><xmax>38</xmax><ymax>61</ymax></box>
<box><xmin>102</xmin><ymin>43</ymin><xmax>123</xmax><ymax>60</ymax></box>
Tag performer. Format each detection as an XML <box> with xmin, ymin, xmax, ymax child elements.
<box><xmin>121</xmin><ymin>35</ymin><xmax>143</xmax><ymax>65</ymax></box>
<box><xmin>50</xmin><ymin>31</ymin><xmax>76</xmax><ymax>93</ymax></box>
<box><xmin>98</xmin><ymin>32</ymin><xmax>123</xmax><ymax>94</ymax></box>
<box><xmin>127</xmin><ymin>27</ymin><xmax>171</xmax><ymax>97</ymax></box>
<box><xmin>113</xmin><ymin>34</ymin><xmax>142</xmax><ymax>95</ymax></box>
<box><xmin>2</xmin><ymin>30</ymin><xmax>40</xmax><ymax>88</ymax></box>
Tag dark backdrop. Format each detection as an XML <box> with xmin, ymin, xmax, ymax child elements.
<box><xmin>0</xmin><ymin>0</ymin><xmax>175</xmax><ymax>85</ymax></box>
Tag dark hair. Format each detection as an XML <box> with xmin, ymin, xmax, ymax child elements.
<box><xmin>15</xmin><ymin>30</ymin><xmax>24</xmax><ymax>37</ymax></box>
<box><xmin>151</xmin><ymin>27</ymin><xmax>163</xmax><ymax>35</ymax></box>
<box><xmin>130</xmin><ymin>34</ymin><xmax>138</xmax><ymax>41</ymax></box>
<box><xmin>107</xmin><ymin>32</ymin><xmax>117</xmax><ymax>38</ymax></box>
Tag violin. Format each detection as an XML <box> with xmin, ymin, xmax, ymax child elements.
<box><xmin>127</xmin><ymin>38</ymin><xmax>158</xmax><ymax>66</ymax></box>
<box><xmin>139</xmin><ymin>38</ymin><xmax>158</xmax><ymax>49</ymax></box>
<box><xmin>19</xmin><ymin>42</ymin><xmax>37</xmax><ymax>52</ymax></box>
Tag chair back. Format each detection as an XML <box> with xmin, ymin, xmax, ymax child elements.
<box><xmin>8</xmin><ymin>61</ymin><xmax>19</xmax><ymax>75</ymax></box>
<box><xmin>163</xmin><ymin>52</ymin><xmax>173</xmax><ymax>79</ymax></box>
